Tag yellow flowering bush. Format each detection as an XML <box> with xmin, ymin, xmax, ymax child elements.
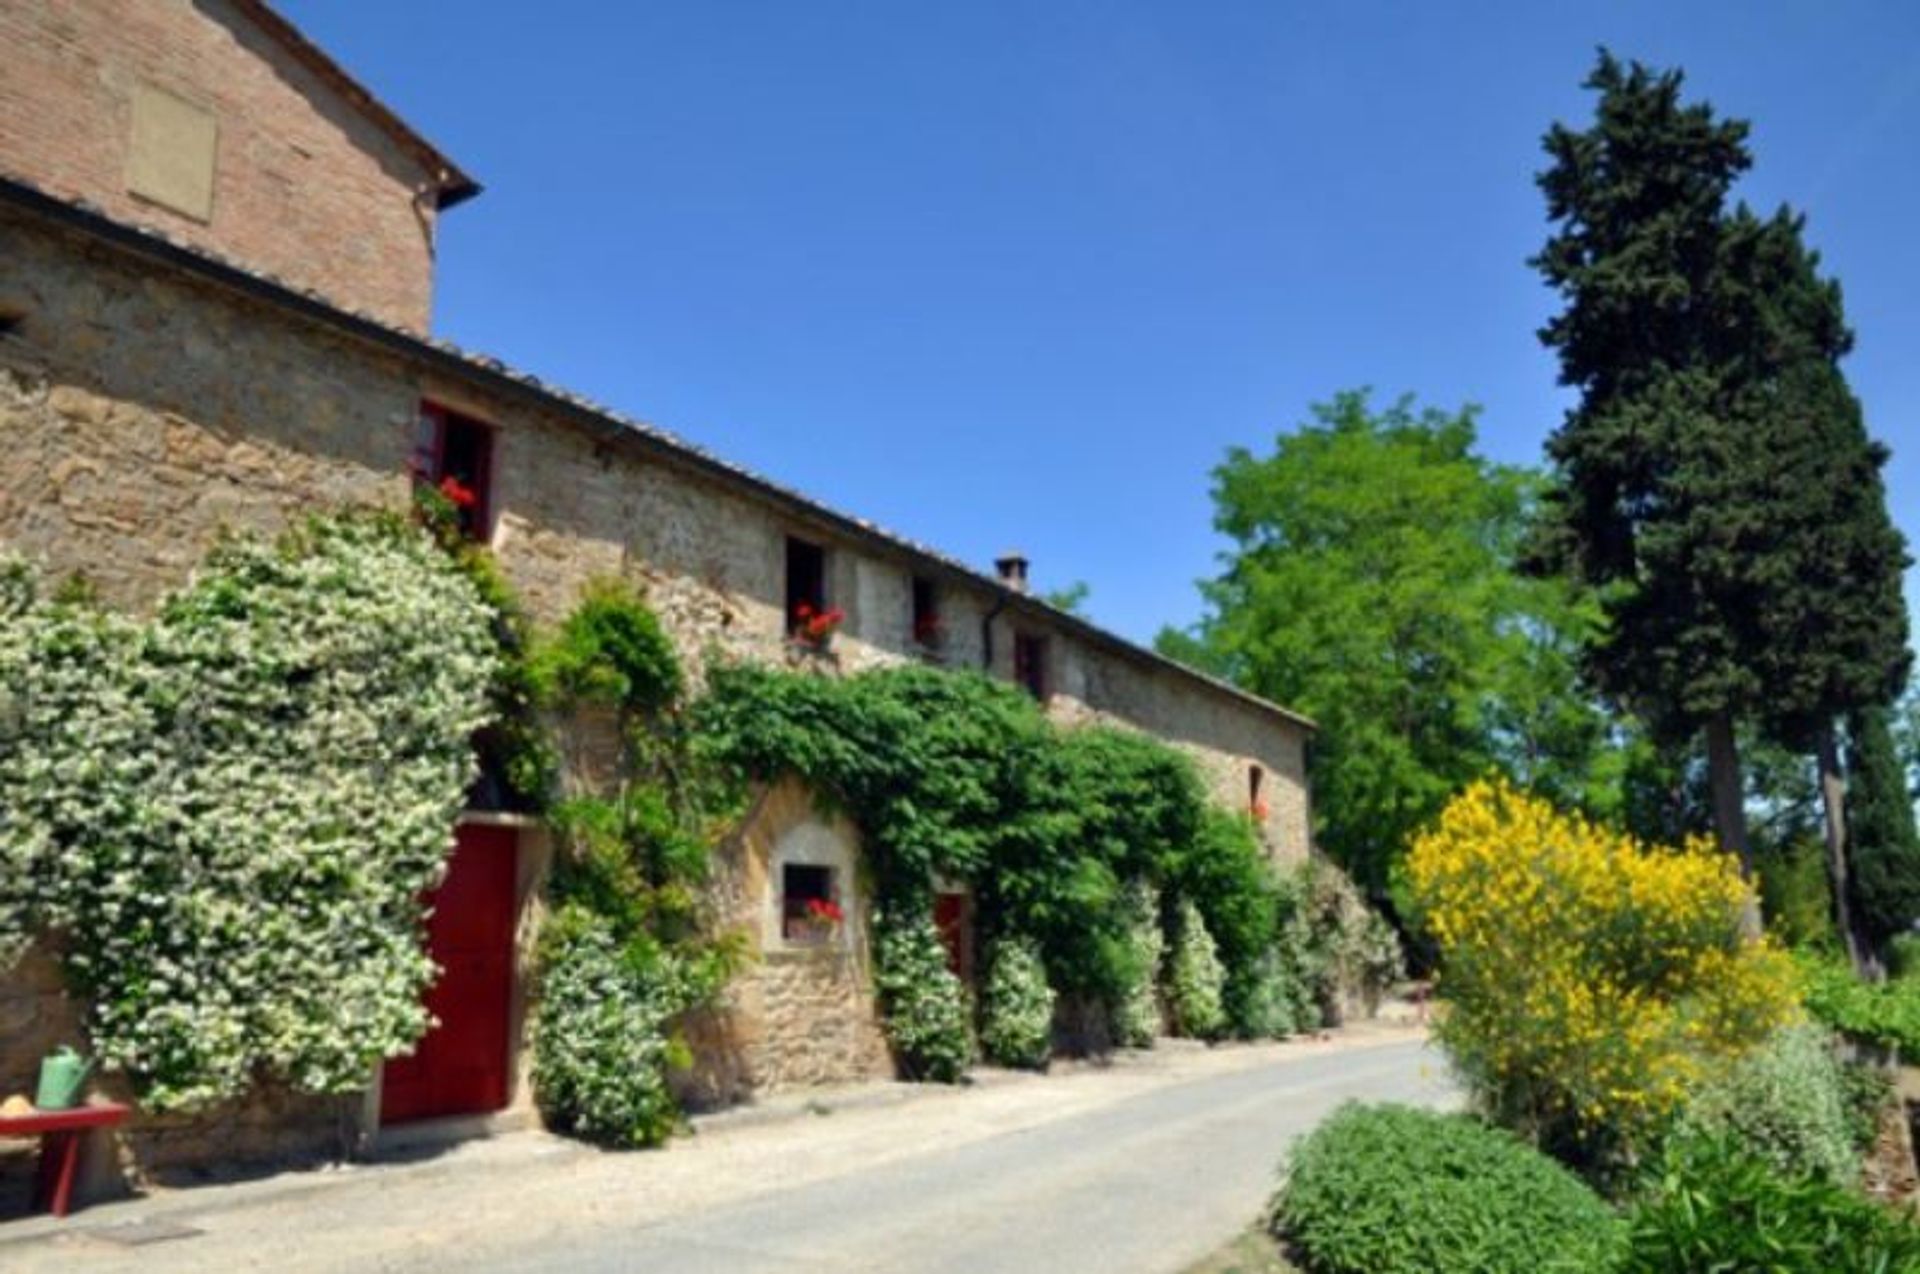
<box><xmin>1406</xmin><ymin>780</ymin><xmax>1798</xmax><ymax>1166</ymax></box>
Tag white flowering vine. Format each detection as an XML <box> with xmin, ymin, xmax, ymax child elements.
<box><xmin>0</xmin><ymin>515</ymin><xmax>497</xmax><ymax>1110</ymax></box>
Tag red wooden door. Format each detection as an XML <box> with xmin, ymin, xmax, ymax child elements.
<box><xmin>381</xmin><ymin>824</ymin><xmax>517</xmax><ymax>1125</ymax></box>
<box><xmin>934</xmin><ymin>891</ymin><xmax>971</xmax><ymax>983</ymax></box>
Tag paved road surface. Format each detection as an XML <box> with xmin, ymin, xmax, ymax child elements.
<box><xmin>14</xmin><ymin>1035</ymin><xmax>1453</xmax><ymax>1274</ymax></box>
<box><xmin>488</xmin><ymin>1040</ymin><xmax>1449</xmax><ymax>1274</ymax></box>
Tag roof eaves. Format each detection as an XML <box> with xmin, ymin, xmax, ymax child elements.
<box><xmin>0</xmin><ymin>173</ymin><xmax>1315</xmax><ymax>734</ymax></box>
<box><xmin>231</xmin><ymin>0</ymin><xmax>480</xmax><ymax>209</ymax></box>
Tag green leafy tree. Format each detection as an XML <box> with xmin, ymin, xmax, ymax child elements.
<box><xmin>1531</xmin><ymin>53</ymin><xmax>1913</xmax><ymax>948</ymax></box>
<box><xmin>1041</xmin><ymin>581</ymin><xmax>1091</xmax><ymax>615</ymax></box>
<box><xmin>1723</xmin><ymin>213</ymin><xmax>1911</xmax><ymax>972</ymax></box>
<box><xmin>1160</xmin><ymin>390</ymin><xmax>1603</xmax><ymax>891</ymax></box>
<box><xmin>1529</xmin><ymin>52</ymin><xmax>1768</xmax><ymax>874</ymax></box>
<box><xmin>1900</xmin><ymin>689</ymin><xmax>1920</xmax><ymax>797</ymax></box>
<box><xmin>1845</xmin><ymin>706</ymin><xmax>1920</xmax><ymax>965</ymax></box>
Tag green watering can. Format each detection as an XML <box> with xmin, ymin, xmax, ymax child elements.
<box><xmin>35</xmin><ymin>1046</ymin><xmax>94</xmax><ymax>1110</ymax></box>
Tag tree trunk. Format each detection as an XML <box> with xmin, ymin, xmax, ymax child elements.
<box><xmin>1817</xmin><ymin>722</ymin><xmax>1883</xmax><ymax>981</ymax></box>
<box><xmin>1704</xmin><ymin>711</ymin><xmax>1760</xmax><ymax>935</ymax></box>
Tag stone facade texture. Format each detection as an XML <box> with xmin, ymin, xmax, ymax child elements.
<box><xmin>0</xmin><ymin>0</ymin><xmax>449</xmax><ymax>330</ymax></box>
<box><xmin>0</xmin><ymin>196</ymin><xmax>1313</xmax><ymax>1120</ymax></box>
<box><xmin>0</xmin><ymin>945</ymin><xmax>357</xmax><ymax>1210</ymax></box>
<box><xmin>0</xmin><ymin>110</ymin><xmax>1314</xmax><ymax>1193</ymax></box>
<box><xmin>674</xmin><ymin>782</ymin><xmax>893</xmax><ymax>1105</ymax></box>
<box><xmin>0</xmin><ymin>205</ymin><xmax>1314</xmax><ymax>869</ymax></box>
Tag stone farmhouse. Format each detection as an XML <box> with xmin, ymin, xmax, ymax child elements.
<box><xmin>0</xmin><ymin>0</ymin><xmax>1314</xmax><ymax>1187</ymax></box>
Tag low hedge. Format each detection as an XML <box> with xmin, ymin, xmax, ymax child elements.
<box><xmin>1624</xmin><ymin>1135</ymin><xmax>1920</xmax><ymax>1272</ymax></box>
<box><xmin>1272</xmin><ymin>1103</ymin><xmax>1625</xmax><ymax>1274</ymax></box>
<box><xmin>1798</xmin><ymin>950</ymin><xmax>1920</xmax><ymax>1058</ymax></box>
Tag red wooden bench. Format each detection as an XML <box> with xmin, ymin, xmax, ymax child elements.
<box><xmin>0</xmin><ymin>1103</ymin><xmax>130</xmax><ymax>1217</ymax></box>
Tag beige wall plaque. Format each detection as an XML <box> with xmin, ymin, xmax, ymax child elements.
<box><xmin>127</xmin><ymin>83</ymin><xmax>217</xmax><ymax>222</ymax></box>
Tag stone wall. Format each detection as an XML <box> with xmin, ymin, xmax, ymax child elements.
<box><xmin>0</xmin><ymin>206</ymin><xmax>1313</xmax><ymax>874</ymax></box>
<box><xmin>0</xmin><ymin>0</ymin><xmax>446</xmax><ymax>331</ymax></box>
<box><xmin>0</xmin><ymin>200</ymin><xmax>1317</xmax><ymax>1162</ymax></box>
<box><xmin>1046</xmin><ymin>639</ymin><xmax>1312</xmax><ymax>862</ymax></box>
<box><xmin>676</xmin><ymin>782</ymin><xmax>893</xmax><ymax>1102</ymax></box>
<box><xmin>0</xmin><ymin>945</ymin><xmax>358</xmax><ymax>1212</ymax></box>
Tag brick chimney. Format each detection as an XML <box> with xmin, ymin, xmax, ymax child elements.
<box><xmin>994</xmin><ymin>552</ymin><xmax>1030</xmax><ymax>594</ymax></box>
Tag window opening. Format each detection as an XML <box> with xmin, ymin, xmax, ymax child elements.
<box><xmin>414</xmin><ymin>402</ymin><xmax>494</xmax><ymax>539</ymax></box>
<box><xmin>912</xmin><ymin>575</ymin><xmax>942</xmax><ymax>648</ymax></box>
<box><xmin>1013</xmin><ymin>632</ymin><xmax>1048</xmax><ymax>701</ymax></box>
<box><xmin>786</xmin><ymin>537</ymin><xmax>828</xmax><ymax>638</ymax></box>
<box><xmin>782</xmin><ymin>863</ymin><xmax>840</xmax><ymax>944</ymax></box>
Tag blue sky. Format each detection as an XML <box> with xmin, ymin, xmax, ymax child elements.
<box><xmin>283</xmin><ymin>1</ymin><xmax>1919</xmax><ymax>648</ymax></box>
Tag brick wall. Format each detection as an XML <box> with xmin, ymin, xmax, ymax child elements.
<box><xmin>0</xmin><ymin>0</ymin><xmax>443</xmax><ymax>330</ymax></box>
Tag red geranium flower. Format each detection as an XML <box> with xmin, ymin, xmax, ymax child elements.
<box><xmin>793</xmin><ymin>602</ymin><xmax>844</xmax><ymax>644</ymax></box>
<box><xmin>805</xmin><ymin>897</ymin><xmax>844</xmax><ymax>925</ymax></box>
<box><xmin>438</xmin><ymin>476</ymin><xmax>477</xmax><ymax>509</ymax></box>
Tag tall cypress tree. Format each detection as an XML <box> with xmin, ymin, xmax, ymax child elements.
<box><xmin>1725</xmin><ymin>209</ymin><xmax>1913</xmax><ymax>972</ymax></box>
<box><xmin>1846</xmin><ymin>706</ymin><xmax>1920</xmax><ymax>968</ymax></box>
<box><xmin>1529</xmin><ymin>53</ymin><xmax>1767</xmax><ymax>877</ymax></box>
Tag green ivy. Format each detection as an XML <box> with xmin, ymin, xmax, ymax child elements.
<box><xmin>414</xmin><ymin>483</ymin><xmax>553</xmax><ymax>810</ymax></box>
<box><xmin>524</xmin><ymin>578</ymin><xmax>747</xmax><ymax>1145</ymax></box>
<box><xmin>692</xmin><ymin>660</ymin><xmax>1400</xmax><ymax>1069</ymax></box>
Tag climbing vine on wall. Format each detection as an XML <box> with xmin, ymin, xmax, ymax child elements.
<box><xmin>525</xmin><ymin>579</ymin><xmax>750</xmax><ymax>1147</ymax></box>
<box><xmin>0</xmin><ymin>515</ymin><xmax>497</xmax><ymax>1110</ymax></box>
<box><xmin>691</xmin><ymin>661</ymin><xmax>1352</xmax><ymax>1071</ymax></box>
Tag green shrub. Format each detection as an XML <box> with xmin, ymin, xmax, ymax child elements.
<box><xmin>1889</xmin><ymin>933</ymin><xmax>1920</xmax><ymax>981</ymax></box>
<box><xmin>529</xmin><ymin>580</ymin><xmax>745</xmax><ymax>1145</ymax></box>
<box><xmin>1409</xmin><ymin>783</ymin><xmax>1797</xmax><ymax>1171</ymax></box>
<box><xmin>1167</xmin><ymin>900</ymin><xmax>1228</xmax><ymax>1040</ymax></box>
<box><xmin>1227</xmin><ymin>948</ymin><xmax>1301</xmax><ymax>1040</ymax></box>
<box><xmin>1283</xmin><ymin>859</ymin><xmax>1403</xmax><ymax>1027</ymax></box>
<box><xmin>873</xmin><ymin>910</ymin><xmax>973</xmax><ymax>1082</ymax></box>
<box><xmin>1273</xmin><ymin>1103</ymin><xmax>1626</xmax><ymax>1274</ymax></box>
<box><xmin>1624</xmin><ymin>1135</ymin><xmax>1920</xmax><ymax>1273</ymax></box>
<box><xmin>1177</xmin><ymin>810</ymin><xmax>1280</xmax><ymax>1008</ymax></box>
<box><xmin>1676</xmin><ymin>1023</ymin><xmax>1859</xmax><ymax>1184</ymax></box>
<box><xmin>1757</xmin><ymin>837</ymin><xmax>1837</xmax><ymax>949</ymax></box>
<box><xmin>532</xmin><ymin>912</ymin><xmax>688</xmax><ymax>1148</ymax></box>
<box><xmin>1798</xmin><ymin>950</ymin><xmax>1920</xmax><ymax>1058</ymax></box>
<box><xmin>1838</xmin><ymin>1059</ymin><xmax>1897</xmax><ymax>1158</ymax></box>
<box><xmin>1270</xmin><ymin>869</ymin><xmax>1328</xmax><ymax>1031</ymax></box>
<box><xmin>1115</xmin><ymin>884</ymin><xmax>1164</xmax><ymax>1047</ymax></box>
<box><xmin>979</xmin><ymin>937</ymin><xmax>1055</xmax><ymax>1069</ymax></box>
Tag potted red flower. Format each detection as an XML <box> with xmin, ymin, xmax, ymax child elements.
<box><xmin>792</xmin><ymin>896</ymin><xmax>844</xmax><ymax>943</ymax></box>
<box><xmin>791</xmin><ymin>601</ymin><xmax>846</xmax><ymax>650</ymax></box>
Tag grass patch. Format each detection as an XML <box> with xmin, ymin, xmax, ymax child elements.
<box><xmin>1183</xmin><ymin>1226</ymin><xmax>1300</xmax><ymax>1274</ymax></box>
